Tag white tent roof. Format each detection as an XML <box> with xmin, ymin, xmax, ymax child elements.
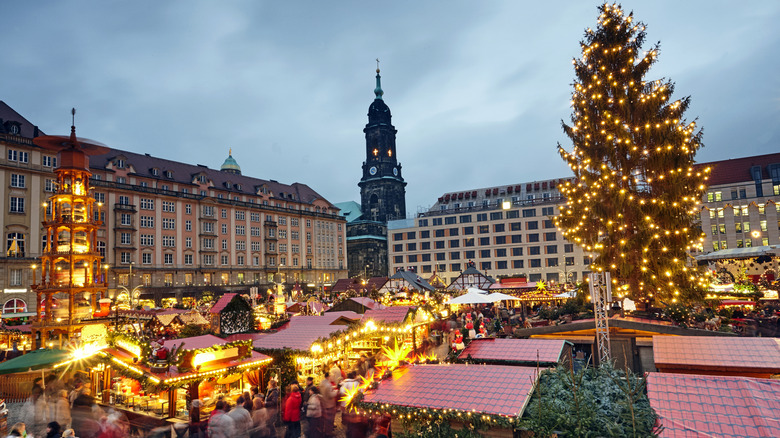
<box><xmin>446</xmin><ymin>290</ymin><xmax>495</xmax><ymax>305</ymax></box>
<box><xmin>486</xmin><ymin>292</ymin><xmax>521</xmax><ymax>302</ymax></box>
<box><xmin>467</xmin><ymin>287</ymin><xmax>489</xmax><ymax>295</ymax></box>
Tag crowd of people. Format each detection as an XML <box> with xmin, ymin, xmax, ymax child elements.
<box><xmin>9</xmin><ymin>375</ymin><xmax>126</xmax><ymax>438</ymax></box>
<box><xmin>184</xmin><ymin>360</ymin><xmax>390</xmax><ymax>438</ymax></box>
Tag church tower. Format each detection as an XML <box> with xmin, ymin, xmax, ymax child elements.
<box><xmin>358</xmin><ymin>67</ymin><xmax>407</xmax><ymax>222</ymax></box>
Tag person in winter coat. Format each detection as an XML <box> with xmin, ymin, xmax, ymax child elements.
<box><xmin>281</xmin><ymin>385</ymin><xmax>302</xmax><ymax>438</ymax></box>
<box><xmin>304</xmin><ymin>387</ymin><xmax>323</xmax><ymax>438</ymax></box>
<box><xmin>264</xmin><ymin>380</ymin><xmax>279</xmax><ymax>436</ymax></box>
<box><xmin>207</xmin><ymin>401</ymin><xmax>236</xmax><ymax>438</ymax></box>
<box><xmin>51</xmin><ymin>390</ymin><xmax>71</xmax><ymax>430</ymax></box>
<box><xmin>227</xmin><ymin>396</ymin><xmax>253</xmax><ymax>436</ymax></box>
<box><xmin>188</xmin><ymin>400</ymin><xmax>203</xmax><ymax>438</ymax></box>
<box><xmin>318</xmin><ymin>373</ymin><xmax>337</xmax><ymax>438</ymax></box>
<box><xmin>250</xmin><ymin>398</ymin><xmax>270</xmax><ymax>438</ymax></box>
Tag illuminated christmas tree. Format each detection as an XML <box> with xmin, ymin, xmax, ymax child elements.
<box><xmin>554</xmin><ymin>3</ymin><xmax>709</xmax><ymax>303</ymax></box>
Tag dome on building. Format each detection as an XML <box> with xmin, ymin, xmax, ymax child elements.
<box><xmin>220</xmin><ymin>149</ymin><xmax>241</xmax><ymax>175</ymax></box>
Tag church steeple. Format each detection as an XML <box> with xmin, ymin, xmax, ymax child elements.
<box><xmin>359</xmin><ymin>65</ymin><xmax>407</xmax><ymax>223</ymax></box>
<box><xmin>374</xmin><ymin>65</ymin><xmax>384</xmax><ymax>100</ymax></box>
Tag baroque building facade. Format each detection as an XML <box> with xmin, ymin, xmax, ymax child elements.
<box><xmin>0</xmin><ymin>101</ymin><xmax>347</xmax><ymax>314</ymax></box>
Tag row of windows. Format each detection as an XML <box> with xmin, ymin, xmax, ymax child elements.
<box><xmin>393</xmin><ymin>257</ymin><xmax>588</xmax><ymax>273</ymax></box>
<box><xmin>393</xmin><ymin>222</ymin><xmax>556</xmax><ymax>241</ymax></box>
<box><xmin>117</xmin><ymin>251</ymin><xmax>306</xmax><ymax>268</ymax></box>
<box><xmin>713</xmin><ymin>237</ymin><xmax>771</xmax><ymax>251</ymax></box>
<box><xmin>707</xmin><ymin>203</ymin><xmax>779</xmax><ymax>218</ymax></box>
<box><xmin>393</xmin><ymin>234</ymin><xmax>565</xmax><ymax>251</ymax></box>
<box><xmin>394</xmin><ymin>249</ymin><xmax>579</xmax><ymax>263</ymax></box>
<box><xmin>416</xmin><ymin>207</ymin><xmax>557</xmax><ymax>228</ymax></box>
<box><xmin>711</xmin><ymin>221</ymin><xmax>777</xmax><ymax>235</ymax></box>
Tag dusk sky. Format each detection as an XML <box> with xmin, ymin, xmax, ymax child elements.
<box><xmin>4</xmin><ymin>1</ymin><xmax>778</xmax><ymax>214</ymax></box>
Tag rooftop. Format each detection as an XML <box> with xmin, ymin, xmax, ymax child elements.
<box><xmin>361</xmin><ymin>306</ymin><xmax>414</xmax><ymax>325</ymax></box>
<box><xmin>361</xmin><ymin>364</ymin><xmax>539</xmax><ymax>418</ymax></box>
<box><xmin>695</xmin><ymin>152</ymin><xmax>780</xmax><ymax>187</ymax></box>
<box><xmin>653</xmin><ymin>336</ymin><xmax>780</xmax><ymax>374</ymax></box>
<box><xmin>647</xmin><ymin>372</ymin><xmax>780</xmax><ymax>438</ymax></box>
<box><xmin>459</xmin><ymin>338</ymin><xmax>569</xmax><ymax>365</ymax></box>
<box><xmin>250</xmin><ymin>311</ymin><xmax>361</xmax><ymax>351</ymax></box>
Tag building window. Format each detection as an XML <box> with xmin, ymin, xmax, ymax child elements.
<box><xmin>118</xmin><ymin>195</ymin><xmax>130</xmax><ymax>205</ymax></box>
<box><xmin>164</xmin><ymin>253</ymin><xmax>173</xmax><ymax>265</ymax></box>
<box><xmin>529</xmin><ymin>259</ymin><xmax>542</xmax><ymax>268</ymax></box>
<box><xmin>495</xmin><ymin>236</ymin><xmax>507</xmax><ymax>244</ymax></box>
<box><xmin>6</xmin><ymin>233</ymin><xmax>25</xmax><ymax>257</ymax></box>
<box><xmin>512</xmin><ymin>260</ymin><xmax>524</xmax><ymax>269</ymax></box>
<box><xmin>42</xmin><ymin>156</ymin><xmax>57</xmax><ymax>167</ymax></box>
<box><xmin>7</xmin><ymin>150</ymin><xmax>29</xmax><ymax>163</ymax></box>
<box><xmin>142</xmin><ymin>253</ymin><xmax>152</xmax><ymax>264</ymax></box>
<box><xmin>495</xmin><ymin>248</ymin><xmax>507</xmax><ymax>257</ymax></box>
<box><xmin>162</xmin><ymin>218</ymin><xmax>175</xmax><ymax>230</ymax></box>
<box><xmin>162</xmin><ymin>201</ymin><xmax>175</xmax><ymax>212</ymax></box>
<box><xmin>221</xmin><ymin>255</ymin><xmax>229</xmax><ymax>265</ymax></box>
<box><xmin>185</xmin><ymin>237</ymin><xmax>192</xmax><ymax>248</ymax></box>
<box><xmin>184</xmin><ymin>254</ymin><xmax>193</xmax><ymax>265</ymax></box>
<box><xmin>162</xmin><ymin>236</ymin><xmax>175</xmax><ymax>247</ymax></box>
<box><xmin>480</xmin><ymin>262</ymin><xmax>492</xmax><ymax>271</ymax></box>
<box><xmin>3</xmin><ymin>298</ymin><xmax>27</xmax><ymax>314</ymax></box>
<box><xmin>120</xmin><ymin>252</ymin><xmax>131</xmax><ymax>264</ymax></box>
<box><xmin>140</xmin><ymin>234</ymin><xmax>154</xmax><ymax>246</ymax></box>
<box><xmin>522</xmin><ymin>209</ymin><xmax>536</xmax><ymax>218</ymax></box>
<box><xmin>528</xmin><ymin>233</ymin><xmax>539</xmax><ymax>242</ymax></box>
<box><xmin>9</xmin><ymin>197</ymin><xmax>24</xmax><ymax>213</ymax></box>
<box><xmin>512</xmin><ymin>247</ymin><xmax>523</xmax><ymax>256</ymax></box>
<box><xmin>140</xmin><ymin>216</ymin><xmax>154</xmax><ymax>228</ymax></box>
<box><xmin>546</xmin><ymin>245</ymin><xmax>558</xmax><ymax>254</ymax></box>
<box><xmin>140</xmin><ymin>198</ymin><xmax>154</xmax><ymax>210</ymax></box>
<box><xmin>10</xmin><ymin>174</ymin><xmax>25</xmax><ymax>188</ymax></box>
<box><xmin>9</xmin><ymin>269</ymin><xmax>22</xmax><ymax>286</ymax></box>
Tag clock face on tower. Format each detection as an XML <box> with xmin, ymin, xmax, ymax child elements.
<box><xmin>369</xmin><ymin>166</ymin><xmax>377</xmax><ymax>176</ymax></box>
<box><xmin>393</xmin><ymin>167</ymin><xmax>398</xmax><ymax>176</ymax></box>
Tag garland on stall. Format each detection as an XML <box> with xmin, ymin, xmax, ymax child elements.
<box><xmin>108</xmin><ymin>331</ymin><xmax>153</xmax><ymax>363</ymax></box>
<box><xmin>352</xmin><ymin>391</ymin><xmax>517</xmax><ymax>432</ymax></box>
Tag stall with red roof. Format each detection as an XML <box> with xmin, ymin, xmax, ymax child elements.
<box><xmin>96</xmin><ymin>333</ymin><xmax>271</xmax><ymax>419</ymax></box>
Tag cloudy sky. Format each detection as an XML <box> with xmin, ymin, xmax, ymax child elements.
<box><xmin>4</xmin><ymin>1</ymin><xmax>779</xmax><ymax>214</ymax></box>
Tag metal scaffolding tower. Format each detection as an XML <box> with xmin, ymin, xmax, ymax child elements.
<box><xmin>589</xmin><ymin>272</ymin><xmax>612</xmax><ymax>365</ymax></box>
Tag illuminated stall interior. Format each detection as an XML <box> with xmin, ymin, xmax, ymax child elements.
<box><xmin>96</xmin><ymin>334</ymin><xmax>271</xmax><ymax>418</ymax></box>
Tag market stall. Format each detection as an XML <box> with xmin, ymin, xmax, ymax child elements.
<box><xmin>95</xmin><ymin>333</ymin><xmax>271</xmax><ymax>419</ymax></box>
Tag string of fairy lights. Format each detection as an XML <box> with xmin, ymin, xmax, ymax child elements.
<box><xmin>554</xmin><ymin>3</ymin><xmax>711</xmax><ymax>302</ymax></box>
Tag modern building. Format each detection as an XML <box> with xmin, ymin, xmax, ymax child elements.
<box><xmin>387</xmin><ymin>179</ymin><xmax>594</xmax><ymax>286</ymax></box>
<box><xmin>0</xmin><ymin>101</ymin><xmax>347</xmax><ymax>313</ymax></box>
<box><xmin>341</xmin><ymin>68</ymin><xmax>407</xmax><ymax>278</ymax></box>
<box><xmin>697</xmin><ymin>152</ymin><xmax>780</xmax><ymax>253</ymax></box>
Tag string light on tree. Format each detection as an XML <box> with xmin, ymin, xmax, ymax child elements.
<box><xmin>553</xmin><ymin>3</ymin><xmax>709</xmax><ymax>303</ymax></box>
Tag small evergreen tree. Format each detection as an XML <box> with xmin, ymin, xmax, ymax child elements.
<box><xmin>555</xmin><ymin>3</ymin><xmax>709</xmax><ymax>303</ymax></box>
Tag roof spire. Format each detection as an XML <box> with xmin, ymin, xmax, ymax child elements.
<box><xmin>374</xmin><ymin>58</ymin><xmax>383</xmax><ymax>100</ymax></box>
<box><xmin>229</xmin><ymin>148</ymin><xmax>232</xmax><ymax>156</ymax></box>
<box><xmin>69</xmin><ymin>108</ymin><xmax>77</xmax><ymax>145</ymax></box>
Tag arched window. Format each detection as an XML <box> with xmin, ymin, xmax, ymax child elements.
<box><xmin>3</xmin><ymin>298</ymin><xmax>27</xmax><ymax>314</ymax></box>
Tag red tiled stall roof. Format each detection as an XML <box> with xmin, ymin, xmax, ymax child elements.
<box><xmin>362</xmin><ymin>364</ymin><xmax>539</xmax><ymax>418</ymax></box>
<box><xmin>647</xmin><ymin>372</ymin><xmax>780</xmax><ymax>438</ymax></box>
<box><xmin>361</xmin><ymin>306</ymin><xmax>413</xmax><ymax>324</ymax></box>
<box><xmin>252</xmin><ymin>312</ymin><xmax>360</xmax><ymax>351</ymax></box>
<box><xmin>209</xmin><ymin>293</ymin><xmax>238</xmax><ymax>314</ymax></box>
<box><xmin>653</xmin><ymin>336</ymin><xmax>780</xmax><ymax>374</ymax></box>
<box><xmin>350</xmin><ymin>297</ymin><xmax>383</xmax><ymax>310</ymax></box>
<box><xmin>459</xmin><ymin>338</ymin><xmax>568</xmax><ymax>364</ymax></box>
